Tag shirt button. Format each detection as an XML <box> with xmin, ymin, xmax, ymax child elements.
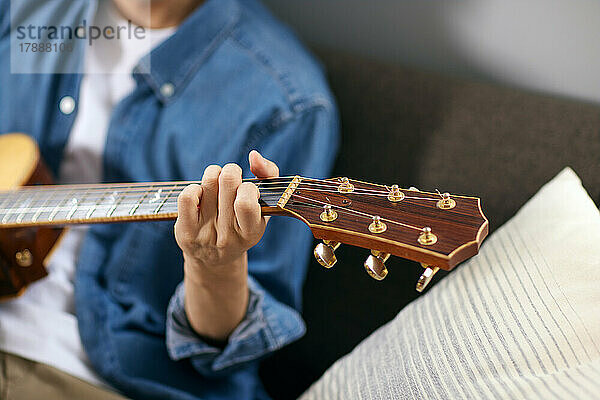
<box><xmin>59</xmin><ymin>96</ymin><xmax>76</xmax><ymax>115</ymax></box>
<box><xmin>160</xmin><ymin>83</ymin><xmax>175</xmax><ymax>98</ymax></box>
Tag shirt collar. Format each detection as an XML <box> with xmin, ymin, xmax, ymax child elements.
<box><xmin>134</xmin><ymin>0</ymin><xmax>241</xmax><ymax>103</ymax></box>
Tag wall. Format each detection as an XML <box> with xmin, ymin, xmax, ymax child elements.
<box><xmin>263</xmin><ymin>0</ymin><xmax>600</xmax><ymax>104</ymax></box>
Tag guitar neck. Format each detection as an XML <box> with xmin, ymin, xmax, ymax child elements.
<box><xmin>0</xmin><ymin>177</ymin><xmax>297</xmax><ymax>228</ymax></box>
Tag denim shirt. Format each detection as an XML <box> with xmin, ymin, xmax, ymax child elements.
<box><xmin>0</xmin><ymin>1</ymin><xmax>339</xmax><ymax>399</ymax></box>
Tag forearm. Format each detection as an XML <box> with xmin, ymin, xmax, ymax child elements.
<box><xmin>175</xmin><ymin>153</ymin><xmax>279</xmax><ymax>343</ymax></box>
<box><xmin>183</xmin><ymin>253</ymin><xmax>249</xmax><ymax>342</ymax></box>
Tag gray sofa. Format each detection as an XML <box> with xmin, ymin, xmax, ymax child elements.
<box><xmin>259</xmin><ymin>49</ymin><xmax>600</xmax><ymax>399</ymax></box>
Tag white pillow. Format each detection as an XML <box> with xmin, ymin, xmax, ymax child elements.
<box><xmin>300</xmin><ymin>167</ymin><xmax>600</xmax><ymax>400</ymax></box>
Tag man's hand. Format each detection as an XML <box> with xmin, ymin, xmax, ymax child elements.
<box><xmin>174</xmin><ymin>150</ymin><xmax>279</xmax><ymax>341</ymax></box>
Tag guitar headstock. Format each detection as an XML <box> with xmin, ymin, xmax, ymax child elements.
<box><xmin>278</xmin><ymin>176</ymin><xmax>488</xmax><ymax>291</ymax></box>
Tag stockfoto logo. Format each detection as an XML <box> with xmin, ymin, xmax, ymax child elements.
<box><xmin>16</xmin><ymin>19</ymin><xmax>146</xmax><ymax>47</ymax></box>
<box><xmin>10</xmin><ymin>4</ymin><xmax>152</xmax><ymax>74</ymax></box>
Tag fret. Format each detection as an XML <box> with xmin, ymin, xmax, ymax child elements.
<box><xmin>0</xmin><ymin>192</ymin><xmax>17</xmax><ymax>224</ymax></box>
<box><xmin>86</xmin><ymin>203</ymin><xmax>99</xmax><ymax>219</ymax></box>
<box><xmin>106</xmin><ymin>191</ymin><xmax>122</xmax><ymax>217</ymax></box>
<box><xmin>86</xmin><ymin>192</ymin><xmax>106</xmax><ymax>219</ymax></box>
<box><xmin>148</xmin><ymin>188</ymin><xmax>163</xmax><ymax>204</ymax></box>
<box><xmin>31</xmin><ymin>189</ymin><xmax>55</xmax><ymax>223</ymax></box>
<box><xmin>129</xmin><ymin>187</ymin><xmax>152</xmax><ymax>216</ymax></box>
<box><xmin>37</xmin><ymin>190</ymin><xmax>70</xmax><ymax>222</ymax></box>
<box><xmin>162</xmin><ymin>200</ymin><xmax>179</xmax><ymax>212</ymax></box>
<box><xmin>66</xmin><ymin>189</ymin><xmax>93</xmax><ymax>221</ymax></box>
<box><xmin>134</xmin><ymin>188</ymin><xmax>162</xmax><ymax>216</ymax></box>
<box><xmin>15</xmin><ymin>197</ymin><xmax>34</xmax><ymax>223</ymax></box>
<box><xmin>153</xmin><ymin>200</ymin><xmax>178</xmax><ymax>215</ymax></box>
<box><xmin>48</xmin><ymin>191</ymin><xmax>73</xmax><ymax>222</ymax></box>
<box><xmin>46</xmin><ymin>202</ymin><xmax>61</xmax><ymax>223</ymax></box>
<box><xmin>66</xmin><ymin>197</ymin><xmax>79</xmax><ymax>220</ymax></box>
<box><xmin>112</xmin><ymin>189</ymin><xmax>148</xmax><ymax>218</ymax></box>
<box><xmin>69</xmin><ymin>191</ymin><xmax>96</xmax><ymax>220</ymax></box>
<box><xmin>0</xmin><ymin>194</ymin><xmax>11</xmax><ymax>224</ymax></box>
<box><xmin>0</xmin><ymin>193</ymin><xmax>11</xmax><ymax>207</ymax></box>
<box><xmin>154</xmin><ymin>186</ymin><xmax>178</xmax><ymax>214</ymax></box>
<box><xmin>1</xmin><ymin>191</ymin><xmax>29</xmax><ymax>224</ymax></box>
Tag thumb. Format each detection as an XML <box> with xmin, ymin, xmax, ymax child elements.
<box><xmin>249</xmin><ymin>150</ymin><xmax>279</xmax><ymax>178</ymax></box>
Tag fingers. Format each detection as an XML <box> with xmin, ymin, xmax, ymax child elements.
<box><xmin>193</xmin><ymin>162</ymin><xmax>265</xmax><ymax>246</ymax></box>
<box><xmin>199</xmin><ymin>165</ymin><xmax>221</xmax><ymax>221</ymax></box>
<box><xmin>176</xmin><ymin>184</ymin><xmax>202</xmax><ymax>232</ymax></box>
<box><xmin>249</xmin><ymin>150</ymin><xmax>279</xmax><ymax>178</ymax></box>
<box><xmin>218</xmin><ymin>163</ymin><xmax>243</xmax><ymax>230</ymax></box>
<box><xmin>234</xmin><ymin>182</ymin><xmax>264</xmax><ymax>237</ymax></box>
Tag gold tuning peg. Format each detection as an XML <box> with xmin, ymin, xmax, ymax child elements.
<box><xmin>314</xmin><ymin>240</ymin><xmax>340</xmax><ymax>268</ymax></box>
<box><xmin>416</xmin><ymin>263</ymin><xmax>440</xmax><ymax>292</ymax></box>
<box><xmin>364</xmin><ymin>250</ymin><xmax>391</xmax><ymax>280</ymax></box>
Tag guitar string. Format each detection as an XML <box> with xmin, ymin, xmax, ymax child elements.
<box><xmin>31</xmin><ymin>188</ymin><xmax>55</xmax><ymax>222</ymax></box>
<box><xmin>0</xmin><ymin>186</ymin><xmax>443</xmax><ymax>217</ymax></box>
<box><xmin>0</xmin><ymin>184</ymin><xmax>436</xmax><ymax>200</ymax></box>
<box><xmin>0</xmin><ymin>192</ymin><xmax>286</xmax><ymax>220</ymax></box>
<box><xmin>0</xmin><ymin>186</ymin><xmax>441</xmax><ymax>213</ymax></box>
<box><xmin>0</xmin><ymin>177</ymin><xmax>297</xmax><ymax>197</ymax></box>
<box><xmin>0</xmin><ymin>177</ymin><xmax>450</xmax><ymax>222</ymax></box>
<box><xmin>0</xmin><ymin>176</ymin><xmax>359</xmax><ymax>194</ymax></box>
<box><xmin>0</xmin><ymin>182</ymin><xmax>442</xmax><ymax>207</ymax></box>
<box><xmin>290</xmin><ymin>193</ymin><xmax>425</xmax><ymax>232</ymax></box>
<box><xmin>0</xmin><ymin>176</ymin><xmax>441</xmax><ymax>199</ymax></box>
<box><xmin>0</xmin><ymin>193</ymin><xmax>430</xmax><ymax>238</ymax></box>
<box><xmin>0</xmin><ymin>184</ymin><xmax>283</xmax><ymax>211</ymax></box>
<box><xmin>0</xmin><ymin>188</ymin><xmax>444</xmax><ymax>223</ymax></box>
<box><xmin>1</xmin><ymin>189</ymin><xmax>29</xmax><ymax>224</ymax></box>
<box><xmin>0</xmin><ymin>191</ymin><xmax>443</xmax><ymax>221</ymax></box>
<box><xmin>0</xmin><ymin>189</ymin><xmax>436</xmax><ymax>239</ymax></box>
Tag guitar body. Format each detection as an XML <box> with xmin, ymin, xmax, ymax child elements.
<box><xmin>0</xmin><ymin>133</ymin><xmax>63</xmax><ymax>299</ymax></box>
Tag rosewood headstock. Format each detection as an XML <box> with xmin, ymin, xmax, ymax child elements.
<box><xmin>278</xmin><ymin>176</ymin><xmax>488</xmax><ymax>291</ymax></box>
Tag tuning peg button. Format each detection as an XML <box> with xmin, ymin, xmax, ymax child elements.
<box><xmin>364</xmin><ymin>250</ymin><xmax>391</xmax><ymax>280</ymax></box>
<box><xmin>320</xmin><ymin>204</ymin><xmax>338</xmax><ymax>222</ymax></box>
<box><xmin>418</xmin><ymin>227</ymin><xmax>437</xmax><ymax>246</ymax></box>
<box><xmin>437</xmin><ymin>192</ymin><xmax>456</xmax><ymax>210</ymax></box>
<box><xmin>15</xmin><ymin>249</ymin><xmax>33</xmax><ymax>267</ymax></box>
<box><xmin>416</xmin><ymin>264</ymin><xmax>440</xmax><ymax>292</ymax></box>
<box><xmin>338</xmin><ymin>177</ymin><xmax>355</xmax><ymax>193</ymax></box>
<box><xmin>387</xmin><ymin>184</ymin><xmax>404</xmax><ymax>202</ymax></box>
<box><xmin>314</xmin><ymin>240</ymin><xmax>340</xmax><ymax>268</ymax></box>
<box><xmin>369</xmin><ymin>216</ymin><xmax>387</xmax><ymax>234</ymax></box>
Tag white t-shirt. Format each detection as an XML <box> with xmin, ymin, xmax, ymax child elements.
<box><xmin>0</xmin><ymin>2</ymin><xmax>174</xmax><ymax>388</ymax></box>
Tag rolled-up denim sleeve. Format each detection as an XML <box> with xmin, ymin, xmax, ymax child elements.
<box><xmin>166</xmin><ymin>276</ymin><xmax>306</xmax><ymax>375</ymax></box>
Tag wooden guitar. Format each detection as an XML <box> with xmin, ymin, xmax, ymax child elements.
<box><xmin>0</xmin><ymin>133</ymin><xmax>488</xmax><ymax>299</ymax></box>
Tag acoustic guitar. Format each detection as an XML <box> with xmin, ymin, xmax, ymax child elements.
<box><xmin>0</xmin><ymin>133</ymin><xmax>488</xmax><ymax>299</ymax></box>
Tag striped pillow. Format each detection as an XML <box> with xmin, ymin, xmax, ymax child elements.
<box><xmin>300</xmin><ymin>167</ymin><xmax>600</xmax><ymax>400</ymax></box>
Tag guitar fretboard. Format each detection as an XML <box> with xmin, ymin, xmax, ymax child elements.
<box><xmin>0</xmin><ymin>177</ymin><xmax>293</xmax><ymax>228</ymax></box>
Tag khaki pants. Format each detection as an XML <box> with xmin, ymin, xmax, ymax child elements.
<box><xmin>0</xmin><ymin>351</ymin><xmax>128</xmax><ymax>400</ymax></box>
